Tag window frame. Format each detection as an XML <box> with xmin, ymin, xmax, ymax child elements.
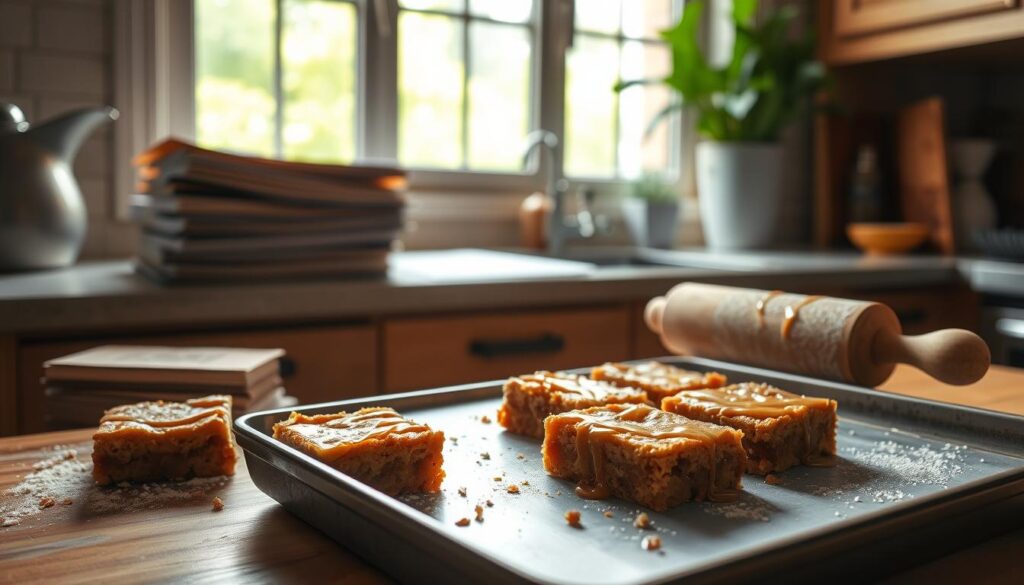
<box><xmin>119</xmin><ymin>0</ymin><xmax>689</xmax><ymax>212</ymax></box>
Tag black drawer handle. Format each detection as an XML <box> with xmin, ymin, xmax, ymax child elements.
<box><xmin>468</xmin><ymin>333</ymin><xmax>565</xmax><ymax>358</ymax></box>
<box><xmin>278</xmin><ymin>356</ymin><xmax>297</xmax><ymax>378</ymax></box>
<box><xmin>895</xmin><ymin>308</ymin><xmax>928</xmax><ymax>326</ymax></box>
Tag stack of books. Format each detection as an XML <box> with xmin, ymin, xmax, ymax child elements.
<box><xmin>130</xmin><ymin>139</ymin><xmax>406</xmax><ymax>283</ymax></box>
<box><xmin>43</xmin><ymin>345</ymin><xmax>297</xmax><ymax>428</ymax></box>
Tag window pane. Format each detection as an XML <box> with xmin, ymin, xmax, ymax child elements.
<box><xmin>468</xmin><ymin>23</ymin><xmax>531</xmax><ymax>171</ymax></box>
<box><xmin>281</xmin><ymin>0</ymin><xmax>357</xmax><ymax>163</ymax></box>
<box><xmin>618</xmin><ymin>41</ymin><xmax>673</xmax><ymax>178</ymax></box>
<box><xmin>574</xmin><ymin>0</ymin><xmax>620</xmax><ymax>35</ymax></box>
<box><xmin>469</xmin><ymin>0</ymin><xmax>533</xmax><ymax>23</ymax></box>
<box><xmin>195</xmin><ymin>0</ymin><xmax>276</xmax><ymax>156</ymax></box>
<box><xmin>400</xmin><ymin>0</ymin><xmax>463</xmax><ymax>12</ymax></box>
<box><xmin>564</xmin><ymin>35</ymin><xmax>619</xmax><ymax>178</ymax></box>
<box><xmin>622</xmin><ymin>0</ymin><xmax>675</xmax><ymax>40</ymax></box>
<box><xmin>398</xmin><ymin>12</ymin><xmax>465</xmax><ymax>168</ymax></box>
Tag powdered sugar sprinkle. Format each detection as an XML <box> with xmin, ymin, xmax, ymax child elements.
<box><xmin>1</xmin><ymin>446</ymin><xmax>230</xmax><ymax>528</ymax></box>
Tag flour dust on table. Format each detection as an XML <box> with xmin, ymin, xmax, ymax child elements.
<box><xmin>0</xmin><ymin>444</ymin><xmax>231</xmax><ymax>528</ymax></box>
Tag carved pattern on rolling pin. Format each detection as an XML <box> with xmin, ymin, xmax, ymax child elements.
<box><xmin>712</xmin><ymin>291</ymin><xmax>861</xmax><ymax>380</ymax></box>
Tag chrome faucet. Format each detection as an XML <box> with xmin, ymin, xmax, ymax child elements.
<box><xmin>522</xmin><ymin>130</ymin><xmax>609</xmax><ymax>257</ymax></box>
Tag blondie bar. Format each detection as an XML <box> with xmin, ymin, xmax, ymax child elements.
<box><xmin>542</xmin><ymin>404</ymin><xmax>746</xmax><ymax>511</ymax></box>
<box><xmin>498</xmin><ymin>372</ymin><xmax>649</xmax><ymax>438</ymax></box>
<box><xmin>591</xmin><ymin>361</ymin><xmax>727</xmax><ymax>402</ymax></box>
<box><xmin>91</xmin><ymin>395</ymin><xmax>237</xmax><ymax>485</ymax></box>
<box><xmin>272</xmin><ymin>407</ymin><xmax>445</xmax><ymax>495</ymax></box>
<box><xmin>662</xmin><ymin>383</ymin><xmax>837</xmax><ymax>475</ymax></box>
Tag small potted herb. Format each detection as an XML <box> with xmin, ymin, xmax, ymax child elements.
<box><xmin>623</xmin><ymin>173</ymin><xmax>680</xmax><ymax>249</ymax></box>
<box><xmin>617</xmin><ymin>0</ymin><xmax>829</xmax><ymax>249</ymax></box>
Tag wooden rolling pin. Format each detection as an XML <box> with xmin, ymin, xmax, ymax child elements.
<box><xmin>644</xmin><ymin>283</ymin><xmax>990</xmax><ymax>387</ymax></box>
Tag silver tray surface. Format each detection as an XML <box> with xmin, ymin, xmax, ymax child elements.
<box><xmin>235</xmin><ymin>358</ymin><xmax>1024</xmax><ymax>584</ymax></box>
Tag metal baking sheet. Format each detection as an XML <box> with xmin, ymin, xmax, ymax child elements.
<box><xmin>234</xmin><ymin>358</ymin><xmax>1024</xmax><ymax>584</ymax></box>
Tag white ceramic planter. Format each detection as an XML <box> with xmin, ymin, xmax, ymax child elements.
<box><xmin>695</xmin><ymin>141</ymin><xmax>783</xmax><ymax>250</ymax></box>
<box><xmin>622</xmin><ymin>198</ymin><xmax>679</xmax><ymax>249</ymax></box>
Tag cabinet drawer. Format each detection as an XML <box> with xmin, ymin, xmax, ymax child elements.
<box><xmin>631</xmin><ymin>302</ymin><xmax>670</xmax><ymax>359</ymax></box>
<box><xmin>383</xmin><ymin>306</ymin><xmax>630</xmax><ymax>393</ymax></box>
<box><xmin>17</xmin><ymin>324</ymin><xmax>377</xmax><ymax>434</ymax></box>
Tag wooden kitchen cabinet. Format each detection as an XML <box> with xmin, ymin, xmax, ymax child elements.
<box><xmin>820</xmin><ymin>0</ymin><xmax>1024</xmax><ymax>65</ymax></box>
<box><xmin>15</xmin><ymin>324</ymin><xmax>378</xmax><ymax>434</ymax></box>
<box><xmin>382</xmin><ymin>305</ymin><xmax>631</xmax><ymax>393</ymax></box>
<box><xmin>833</xmin><ymin>0</ymin><xmax>1016</xmax><ymax>37</ymax></box>
<box><xmin>631</xmin><ymin>301</ymin><xmax>670</xmax><ymax>359</ymax></box>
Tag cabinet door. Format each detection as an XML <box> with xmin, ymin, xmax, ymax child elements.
<box><xmin>383</xmin><ymin>306</ymin><xmax>630</xmax><ymax>393</ymax></box>
<box><xmin>17</xmin><ymin>324</ymin><xmax>378</xmax><ymax>434</ymax></box>
<box><xmin>631</xmin><ymin>301</ymin><xmax>671</xmax><ymax>360</ymax></box>
<box><xmin>834</xmin><ymin>0</ymin><xmax>1016</xmax><ymax>37</ymax></box>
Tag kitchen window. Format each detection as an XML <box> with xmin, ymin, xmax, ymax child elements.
<box><xmin>191</xmin><ymin>0</ymin><xmax>682</xmax><ymax>188</ymax></box>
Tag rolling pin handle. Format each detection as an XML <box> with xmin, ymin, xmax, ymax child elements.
<box><xmin>875</xmin><ymin>328</ymin><xmax>991</xmax><ymax>386</ymax></box>
<box><xmin>645</xmin><ymin>296</ymin><xmax>666</xmax><ymax>335</ymax></box>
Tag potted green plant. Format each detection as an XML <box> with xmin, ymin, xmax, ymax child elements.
<box><xmin>623</xmin><ymin>173</ymin><xmax>680</xmax><ymax>249</ymax></box>
<box><xmin>617</xmin><ymin>0</ymin><xmax>828</xmax><ymax>249</ymax></box>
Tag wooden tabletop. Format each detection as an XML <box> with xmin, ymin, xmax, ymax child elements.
<box><xmin>3</xmin><ymin>364</ymin><xmax>1024</xmax><ymax>584</ymax></box>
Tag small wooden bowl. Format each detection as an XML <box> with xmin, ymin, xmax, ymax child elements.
<box><xmin>847</xmin><ymin>222</ymin><xmax>930</xmax><ymax>255</ymax></box>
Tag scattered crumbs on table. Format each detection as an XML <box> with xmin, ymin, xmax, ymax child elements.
<box><xmin>455</xmin><ymin>517</ymin><xmax>471</xmax><ymax>527</ymax></box>
<box><xmin>506</xmin><ymin>485</ymin><xmax>520</xmax><ymax>494</ymax></box>
<box><xmin>522</xmin><ymin>480</ymin><xmax>529</xmax><ymax>486</ymax></box>
<box><xmin>211</xmin><ymin>497</ymin><xmax>224</xmax><ymax>512</ymax></box>
<box><xmin>485</xmin><ymin>499</ymin><xmax>494</xmax><ymax>507</ymax></box>
<box><xmin>516</xmin><ymin>453</ymin><xmax>525</xmax><ymax>460</ymax></box>
<box><xmin>603</xmin><ymin>510</ymin><xmax>614</xmax><ymax>518</ymax></box>
<box><xmin>493</xmin><ymin>476</ymin><xmax>502</xmax><ymax>482</ymax></box>
<box><xmin>641</xmin><ymin>535</ymin><xmax>662</xmax><ymax>551</ymax></box>
<box><xmin>764</xmin><ymin>474</ymin><xmax>781</xmax><ymax>485</ymax></box>
<box><xmin>564</xmin><ymin>509</ymin><xmax>581</xmax><ymax>527</ymax></box>
<box><xmin>480</xmin><ymin>452</ymin><xmax>490</xmax><ymax>460</ymax></box>
<box><xmin>633</xmin><ymin>512</ymin><xmax>651</xmax><ymax>529</ymax></box>
<box><xmin>457</xmin><ymin>486</ymin><xmax>467</xmax><ymax>497</ymax></box>
<box><xmin>474</xmin><ymin>505</ymin><xmax>484</xmax><ymax>522</ymax></box>
<box><xmin>480</xmin><ymin>415</ymin><xmax>492</xmax><ymax>424</ymax></box>
<box><xmin>1</xmin><ymin>448</ymin><xmax>89</xmax><ymax>527</ymax></box>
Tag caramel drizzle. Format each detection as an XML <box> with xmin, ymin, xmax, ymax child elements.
<box><xmin>293</xmin><ymin>408</ymin><xmax>429</xmax><ymax>445</ymax></box>
<box><xmin>672</xmin><ymin>384</ymin><xmax>837</xmax><ymax>467</ymax></box>
<box><xmin>533</xmin><ymin>373</ymin><xmax>634</xmax><ymax>401</ymax></box>
<box><xmin>604</xmin><ymin>362</ymin><xmax>705</xmax><ymax>390</ymax></box>
<box><xmin>780</xmin><ymin>295</ymin><xmax>822</xmax><ymax>339</ymax></box>
<box><xmin>568</xmin><ymin>405</ymin><xmax>740</xmax><ymax>503</ymax></box>
<box><xmin>754</xmin><ymin>290</ymin><xmax>783</xmax><ymax>325</ymax></box>
<box><xmin>101</xmin><ymin>402</ymin><xmax>228</xmax><ymax>427</ymax></box>
<box><xmin>674</xmin><ymin>383</ymin><xmax>831</xmax><ymax>418</ymax></box>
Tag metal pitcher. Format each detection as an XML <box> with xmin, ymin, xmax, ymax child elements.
<box><xmin>0</xmin><ymin>102</ymin><xmax>118</xmax><ymax>271</ymax></box>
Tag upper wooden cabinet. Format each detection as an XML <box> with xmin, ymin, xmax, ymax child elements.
<box><xmin>821</xmin><ymin>0</ymin><xmax>1024</xmax><ymax>65</ymax></box>
<box><xmin>834</xmin><ymin>0</ymin><xmax>1016</xmax><ymax>37</ymax></box>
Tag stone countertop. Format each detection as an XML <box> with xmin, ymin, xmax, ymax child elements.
<box><xmin>0</xmin><ymin>247</ymin><xmax>980</xmax><ymax>335</ymax></box>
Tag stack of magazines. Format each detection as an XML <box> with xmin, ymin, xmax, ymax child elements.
<box><xmin>43</xmin><ymin>345</ymin><xmax>297</xmax><ymax>428</ymax></box>
<box><xmin>130</xmin><ymin>139</ymin><xmax>405</xmax><ymax>283</ymax></box>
